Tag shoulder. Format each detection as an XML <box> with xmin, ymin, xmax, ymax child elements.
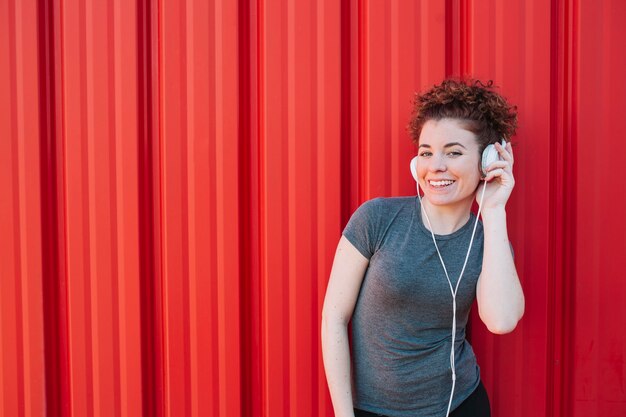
<box><xmin>357</xmin><ymin>196</ymin><xmax>415</xmax><ymax>212</ymax></box>
<box><xmin>350</xmin><ymin>196</ymin><xmax>415</xmax><ymax>232</ymax></box>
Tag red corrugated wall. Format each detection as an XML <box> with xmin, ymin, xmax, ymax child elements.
<box><xmin>1</xmin><ymin>0</ymin><xmax>625</xmax><ymax>416</ymax></box>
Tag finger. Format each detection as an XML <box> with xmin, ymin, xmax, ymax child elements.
<box><xmin>507</xmin><ymin>142</ymin><xmax>515</xmax><ymax>164</ymax></box>
<box><xmin>496</xmin><ymin>142</ymin><xmax>514</xmax><ymax>165</ymax></box>
<box><xmin>484</xmin><ymin>160</ymin><xmax>511</xmax><ymax>173</ymax></box>
<box><xmin>499</xmin><ymin>142</ymin><xmax>514</xmax><ymax>165</ymax></box>
<box><xmin>484</xmin><ymin>168</ymin><xmax>508</xmax><ymax>182</ymax></box>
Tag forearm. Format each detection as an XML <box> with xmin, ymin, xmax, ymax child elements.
<box><xmin>321</xmin><ymin>318</ymin><xmax>355</xmax><ymax>417</ymax></box>
<box><xmin>478</xmin><ymin>207</ymin><xmax>525</xmax><ymax>334</ymax></box>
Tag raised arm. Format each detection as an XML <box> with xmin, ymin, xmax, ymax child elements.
<box><xmin>476</xmin><ymin>207</ymin><xmax>525</xmax><ymax>333</ymax></box>
<box><xmin>476</xmin><ymin>141</ymin><xmax>525</xmax><ymax>334</ymax></box>
<box><xmin>321</xmin><ymin>235</ymin><xmax>369</xmax><ymax>417</ymax></box>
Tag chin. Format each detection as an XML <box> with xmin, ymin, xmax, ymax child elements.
<box><xmin>424</xmin><ymin>194</ymin><xmax>473</xmax><ymax>208</ymax></box>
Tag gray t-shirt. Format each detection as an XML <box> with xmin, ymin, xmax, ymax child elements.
<box><xmin>343</xmin><ymin>196</ymin><xmax>484</xmax><ymax>417</ymax></box>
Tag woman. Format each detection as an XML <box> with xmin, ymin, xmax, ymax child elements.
<box><xmin>321</xmin><ymin>79</ymin><xmax>525</xmax><ymax>417</ymax></box>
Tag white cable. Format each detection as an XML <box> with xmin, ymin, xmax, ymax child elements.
<box><xmin>417</xmin><ymin>180</ymin><xmax>487</xmax><ymax>417</ymax></box>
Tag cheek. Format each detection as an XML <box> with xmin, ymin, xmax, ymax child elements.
<box><xmin>459</xmin><ymin>167</ymin><xmax>482</xmax><ymax>188</ymax></box>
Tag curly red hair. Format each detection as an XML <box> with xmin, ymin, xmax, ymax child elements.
<box><xmin>408</xmin><ymin>79</ymin><xmax>518</xmax><ymax>150</ymax></box>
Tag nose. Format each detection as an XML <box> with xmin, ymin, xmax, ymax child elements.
<box><xmin>428</xmin><ymin>153</ymin><xmax>447</xmax><ymax>172</ymax></box>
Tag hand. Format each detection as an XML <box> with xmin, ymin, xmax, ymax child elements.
<box><xmin>476</xmin><ymin>142</ymin><xmax>515</xmax><ymax>211</ymax></box>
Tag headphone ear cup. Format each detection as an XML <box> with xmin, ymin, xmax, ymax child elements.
<box><xmin>481</xmin><ymin>144</ymin><xmax>498</xmax><ymax>176</ymax></box>
<box><xmin>481</xmin><ymin>139</ymin><xmax>507</xmax><ymax>176</ymax></box>
<box><xmin>410</xmin><ymin>156</ymin><xmax>421</xmax><ymax>196</ymax></box>
<box><xmin>410</xmin><ymin>156</ymin><xmax>418</xmax><ymax>181</ymax></box>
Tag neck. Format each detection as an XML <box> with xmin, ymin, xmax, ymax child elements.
<box><xmin>419</xmin><ymin>197</ymin><xmax>473</xmax><ymax>235</ymax></box>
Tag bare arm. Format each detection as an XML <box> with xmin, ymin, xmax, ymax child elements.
<box><xmin>321</xmin><ymin>235</ymin><xmax>369</xmax><ymax>417</ymax></box>
<box><xmin>476</xmin><ymin>207</ymin><xmax>525</xmax><ymax>334</ymax></box>
<box><xmin>476</xmin><ymin>141</ymin><xmax>525</xmax><ymax>334</ymax></box>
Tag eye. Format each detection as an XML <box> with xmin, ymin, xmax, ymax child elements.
<box><xmin>447</xmin><ymin>151</ymin><xmax>462</xmax><ymax>157</ymax></box>
<box><xmin>418</xmin><ymin>151</ymin><xmax>432</xmax><ymax>157</ymax></box>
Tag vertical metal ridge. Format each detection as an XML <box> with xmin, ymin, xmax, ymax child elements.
<box><xmin>85</xmin><ymin>0</ymin><xmax>122</xmax><ymax>412</ymax></box>
<box><xmin>6</xmin><ymin>5</ymin><xmax>26</xmax><ymax>415</ymax></box>
<box><xmin>183</xmin><ymin>0</ymin><xmax>223</xmax><ymax>413</ymax></box>
<box><xmin>215</xmin><ymin>0</ymin><xmax>242</xmax><ymax>416</ymax></box>
<box><xmin>0</xmin><ymin>0</ymin><xmax>19</xmax><ymax>411</ymax></box>
<box><xmin>159</xmin><ymin>0</ymin><xmax>193</xmax><ymax>414</ymax></box>
<box><xmin>259</xmin><ymin>1</ymin><xmax>290</xmax><ymax>415</ymax></box>
<box><xmin>461</xmin><ymin>0</ymin><xmax>471</xmax><ymax>76</ymax></box>
<box><xmin>339</xmin><ymin>0</ymin><xmax>352</xmax><ymax>226</ymax></box>
<box><xmin>63</xmin><ymin>0</ymin><xmax>97</xmax><ymax>413</ymax></box>
<box><xmin>237</xmin><ymin>0</ymin><xmax>260</xmax><ymax>415</ymax></box>
<box><xmin>37</xmin><ymin>0</ymin><xmax>71</xmax><ymax>414</ymax></box>
<box><xmin>206</xmin><ymin>1</ymin><xmax>221</xmax><ymax>416</ymax></box>
<box><xmin>184</xmin><ymin>2</ymin><xmax>198</xmax><ymax>416</ymax></box>
<box><xmin>309</xmin><ymin>3</ymin><xmax>320</xmax><ymax>415</ymax></box>
<box><xmin>105</xmin><ymin>0</ymin><xmax>122</xmax><ymax>414</ymax></box>
<box><xmin>444</xmin><ymin>0</ymin><xmax>455</xmax><ymax>77</ymax></box>
<box><xmin>179</xmin><ymin>2</ymin><xmax>192</xmax><ymax>416</ymax></box>
<box><xmin>362</xmin><ymin>1</ymin><xmax>391</xmax><ymax>197</ymax></box>
<box><xmin>10</xmin><ymin>0</ymin><xmax>46</xmax><ymax>416</ymax></box>
<box><xmin>14</xmin><ymin>0</ymin><xmax>39</xmax><ymax>411</ymax></box>
<box><xmin>136</xmin><ymin>0</ymin><xmax>163</xmax><ymax>415</ymax></box>
<box><xmin>357</xmin><ymin>0</ymin><xmax>368</xmax><ymax>200</ymax></box>
<box><xmin>548</xmin><ymin>1</ymin><xmax>566</xmax><ymax>416</ymax></box>
<box><xmin>286</xmin><ymin>9</ymin><xmax>296</xmax><ymax>413</ymax></box>
<box><xmin>389</xmin><ymin>0</ymin><xmax>400</xmax><ymax>194</ymax></box>
<box><xmin>286</xmin><ymin>2</ymin><xmax>318</xmax><ymax>415</ymax></box>
<box><xmin>286</xmin><ymin>0</ymin><xmax>296</xmax><ymax>402</ymax></box>
<box><xmin>15</xmin><ymin>157</ymin><xmax>26</xmax><ymax>417</ymax></box>
<box><xmin>154</xmin><ymin>0</ymin><xmax>166</xmax><ymax>413</ymax></box>
<box><xmin>84</xmin><ymin>0</ymin><xmax>101</xmax><ymax>411</ymax></box>
<box><xmin>256</xmin><ymin>0</ymin><xmax>268</xmax><ymax>414</ymax></box>
<box><xmin>111</xmin><ymin>0</ymin><xmax>133</xmax><ymax>411</ymax></box>
<box><xmin>57</xmin><ymin>0</ymin><xmax>73</xmax><ymax>413</ymax></box>
<box><xmin>561</xmin><ymin>0</ymin><xmax>577</xmax><ymax>415</ymax></box>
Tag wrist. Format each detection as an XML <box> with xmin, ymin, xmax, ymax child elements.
<box><xmin>481</xmin><ymin>205</ymin><xmax>507</xmax><ymax>221</ymax></box>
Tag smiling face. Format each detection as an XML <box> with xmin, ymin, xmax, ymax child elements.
<box><xmin>416</xmin><ymin>118</ymin><xmax>482</xmax><ymax>209</ymax></box>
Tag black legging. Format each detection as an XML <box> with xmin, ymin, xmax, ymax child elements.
<box><xmin>354</xmin><ymin>380</ymin><xmax>491</xmax><ymax>417</ymax></box>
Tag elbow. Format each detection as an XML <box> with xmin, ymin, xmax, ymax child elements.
<box><xmin>481</xmin><ymin>305</ymin><xmax>524</xmax><ymax>335</ymax></box>
<box><xmin>486</xmin><ymin>320</ymin><xmax>519</xmax><ymax>335</ymax></box>
<box><xmin>479</xmin><ymin>293</ymin><xmax>525</xmax><ymax>335</ymax></box>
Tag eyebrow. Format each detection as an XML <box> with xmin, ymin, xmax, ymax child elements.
<box><xmin>418</xmin><ymin>142</ymin><xmax>468</xmax><ymax>149</ymax></box>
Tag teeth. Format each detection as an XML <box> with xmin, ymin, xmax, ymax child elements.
<box><xmin>429</xmin><ymin>180</ymin><xmax>454</xmax><ymax>187</ymax></box>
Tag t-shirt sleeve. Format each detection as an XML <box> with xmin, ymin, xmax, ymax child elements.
<box><xmin>342</xmin><ymin>198</ymin><xmax>383</xmax><ymax>260</ymax></box>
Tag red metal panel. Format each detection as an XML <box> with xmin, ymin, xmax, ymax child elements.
<box><xmin>573</xmin><ymin>0</ymin><xmax>626</xmax><ymax>415</ymax></box>
<box><xmin>259</xmin><ymin>1</ymin><xmax>290</xmax><ymax>415</ymax></box>
<box><xmin>258</xmin><ymin>0</ymin><xmax>343</xmax><ymax>415</ymax></box>
<box><xmin>2</xmin><ymin>1</ymin><xmax>626</xmax><ymax>416</ymax></box>
<box><xmin>285</xmin><ymin>1</ymin><xmax>316</xmax><ymax>415</ymax></box>
<box><xmin>159</xmin><ymin>0</ymin><xmax>241</xmax><ymax>416</ymax></box>
<box><xmin>61</xmin><ymin>0</ymin><xmax>143</xmax><ymax>416</ymax></box>
<box><xmin>0</xmin><ymin>0</ymin><xmax>46</xmax><ymax>416</ymax></box>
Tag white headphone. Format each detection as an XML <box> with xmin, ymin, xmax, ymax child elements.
<box><xmin>409</xmin><ymin>139</ymin><xmax>506</xmax><ymax>417</ymax></box>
